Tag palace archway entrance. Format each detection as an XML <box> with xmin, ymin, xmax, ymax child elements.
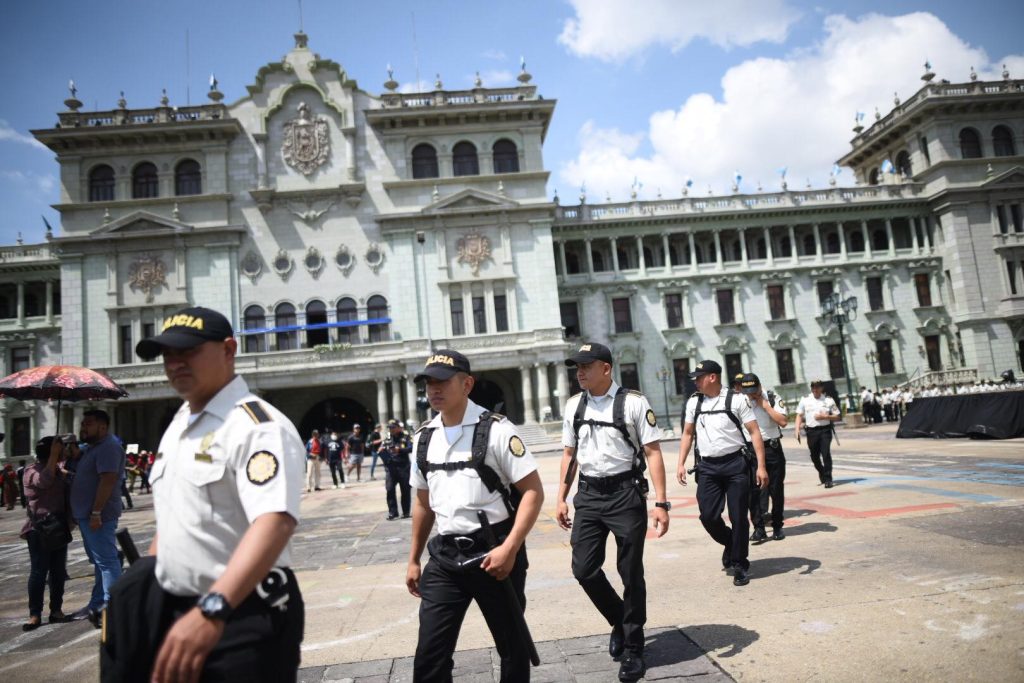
<box><xmin>300</xmin><ymin>397</ymin><xmax>374</xmax><ymax>438</ymax></box>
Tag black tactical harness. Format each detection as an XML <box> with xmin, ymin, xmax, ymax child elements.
<box><xmin>691</xmin><ymin>390</ymin><xmax>752</xmax><ymax>461</ymax></box>
<box><xmin>571</xmin><ymin>386</ymin><xmax>647</xmax><ymax>476</ymax></box>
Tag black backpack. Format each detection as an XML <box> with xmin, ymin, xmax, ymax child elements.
<box><xmin>571</xmin><ymin>386</ymin><xmax>646</xmax><ymax>474</ymax></box>
<box><xmin>415</xmin><ymin>412</ymin><xmax>521</xmax><ymax>516</ymax></box>
<box><xmin>690</xmin><ymin>390</ymin><xmax>751</xmax><ymax>459</ymax></box>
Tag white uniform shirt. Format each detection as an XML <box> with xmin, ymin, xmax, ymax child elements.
<box><xmin>562</xmin><ymin>382</ymin><xmax>663</xmax><ymax>476</ymax></box>
<box><xmin>150</xmin><ymin>375</ymin><xmax>305</xmax><ymax>596</ymax></box>
<box><xmin>860</xmin><ymin>389</ymin><xmax>874</xmax><ymax>405</ymax></box>
<box><xmin>795</xmin><ymin>393</ymin><xmax>839</xmax><ymax>428</ymax></box>
<box><xmin>745</xmin><ymin>390</ymin><xmax>784</xmax><ymax>440</ymax></box>
<box><xmin>684</xmin><ymin>388</ymin><xmax>755</xmax><ymax>458</ymax></box>
<box><xmin>411</xmin><ymin>400</ymin><xmax>537</xmax><ymax>535</ymax></box>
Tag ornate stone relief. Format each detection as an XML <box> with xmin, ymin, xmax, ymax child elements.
<box><xmin>303</xmin><ymin>246</ymin><xmax>325</xmax><ymax>279</ymax></box>
<box><xmin>240</xmin><ymin>251</ymin><xmax>263</xmax><ymax>284</ymax></box>
<box><xmin>272</xmin><ymin>249</ymin><xmax>294</xmax><ymax>281</ymax></box>
<box><xmin>456</xmin><ymin>232</ymin><xmax>492</xmax><ymax>276</ymax></box>
<box><xmin>288</xmin><ymin>197</ymin><xmax>336</xmax><ymax>225</ymax></box>
<box><xmin>282</xmin><ymin>102</ymin><xmax>329</xmax><ymax>176</ymax></box>
<box><xmin>128</xmin><ymin>254</ymin><xmax>167</xmax><ymax>303</ymax></box>
<box><xmin>365</xmin><ymin>243</ymin><xmax>386</xmax><ymax>274</ymax></box>
<box><xmin>335</xmin><ymin>244</ymin><xmax>356</xmax><ymax>276</ymax></box>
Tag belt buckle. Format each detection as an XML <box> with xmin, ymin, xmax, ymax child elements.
<box><xmin>453</xmin><ymin>536</ymin><xmax>476</xmax><ymax>551</ymax></box>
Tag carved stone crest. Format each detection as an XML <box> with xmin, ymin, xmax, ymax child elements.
<box><xmin>128</xmin><ymin>254</ymin><xmax>167</xmax><ymax>302</ymax></box>
<box><xmin>282</xmin><ymin>102</ymin><xmax>329</xmax><ymax>175</ymax></box>
<box><xmin>456</xmin><ymin>232</ymin><xmax>492</xmax><ymax>276</ymax></box>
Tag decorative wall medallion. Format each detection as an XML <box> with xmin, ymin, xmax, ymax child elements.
<box><xmin>240</xmin><ymin>251</ymin><xmax>263</xmax><ymax>284</ymax></box>
<box><xmin>335</xmin><ymin>244</ymin><xmax>356</xmax><ymax>276</ymax></box>
<box><xmin>456</xmin><ymin>232</ymin><xmax>492</xmax><ymax>276</ymax></box>
<box><xmin>304</xmin><ymin>246</ymin><xmax>325</xmax><ymax>279</ymax></box>
<box><xmin>365</xmin><ymin>243</ymin><xmax>385</xmax><ymax>274</ymax></box>
<box><xmin>282</xmin><ymin>102</ymin><xmax>330</xmax><ymax>176</ymax></box>
<box><xmin>288</xmin><ymin>197</ymin><xmax>336</xmax><ymax>225</ymax></box>
<box><xmin>272</xmin><ymin>249</ymin><xmax>294</xmax><ymax>281</ymax></box>
<box><xmin>128</xmin><ymin>254</ymin><xmax>167</xmax><ymax>303</ymax></box>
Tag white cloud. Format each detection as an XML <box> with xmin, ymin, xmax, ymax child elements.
<box><xmin>470</xmin><ymin>70</ymin><xmax>515</xmax><ymax>87</ymax></box>
<box><xmin>0</xmin><ymin>119</ymin><xmax>47</xmax><ymax>151</ymax></box>
<box><xmin>0</xmin><ymin>170</ymin><xmax>57</xmax><ymax>196</ymax></box>
<box><xmin>558</xmin><ymin>0</ymin><xmax>800</xmax><ymax>61</ymax></box>
<box><xmin>481</xmin><ymin>49</ymin><xmax>507</xmax><ymax>62</ymax></box>
<box><xmin>560</xmin><ymin>12</ymin><xmax>1024</xmax><ymax>201</ymax></box>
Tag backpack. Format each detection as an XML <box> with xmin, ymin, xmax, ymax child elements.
<box><xmin>415</xmin><ymin>411</ymin><xmax>521</xmax><ymax>516</ymax></box>
<box><xmin>570</xmin><ymin>386</ymin><xmax>646</xmax><ymax>474</ymax></box>
<box><xmin>690</xmin><ymin>390</ymin><xmax>751</xmax><ymax>459</ymax></box>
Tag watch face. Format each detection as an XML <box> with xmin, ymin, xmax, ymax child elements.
<box><xmin>200</xmin><ymin>593</ymin><xmax>227</xmax><ymax>617</ymax></box>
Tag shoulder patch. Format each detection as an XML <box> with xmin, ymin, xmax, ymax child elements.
<box><xmin>240</xmin><ymin>401</ymin><xmax>272</xmax><ymax>424</ymax></box>
<box><xmin>689</xmin><ymin>390</ymin><xmax>702</xmax><ymax>399</ymax></box>
<box><xmin>627</xmin><ymin>389</ymin><xmax>645</xmax><ymax>397</ymax></box>
<box><xmin>246</xmin><ymin>451</ymin><xmax>279</xmax><ymax>485</ymax></box>
<box><xmin>645</xmin><ymin>409</ymin><xmax>657</xmax><ymax>427</ymax></box>
<box><xmin>486</xmin><ymin>412</ymin><xmax>506</xmax><ymax>422</ymax></box>
<box><xmin>508</xmin><ymin>435</ymin><xmax>526</xmax><ymax>457</ymax></box>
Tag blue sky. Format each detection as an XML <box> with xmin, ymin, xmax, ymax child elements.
<box><xmin>1</xmin><ymin>0</ymin><xmax>1022</xmax><ymax>245</ymax></box>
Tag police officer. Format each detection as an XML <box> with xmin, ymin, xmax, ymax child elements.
<box><xmin>556</xmin><ymin>342</ymin><xmax>669</xmax><ymax>683</ymax></box>
<box><xmin>101</xmin><ymin>306</ymin><xmax>305</xmax><ymax>683</ymax></box>
<box><xmin>406</xmin><ymin>349</ymin><xmax>544</xmax><ymax>682</ymax></box>
<box><xmin>677</xmin><ymin>360</ymin><xmax>768</xmax><ymax>587</ymax></box>
<box><xmin>384</xmin><ymin>419</ymin><xmax>413</xmax><ymax>520</ymax></box>
<box><xmin>738</xmin><ymin>373</ymin><xmax>788</xmax><ymax>542</ymax></box>
<box><xmin>794</xmin><ymin>379</ymin><xmax>840</xmax><ymax>488</ymax></box>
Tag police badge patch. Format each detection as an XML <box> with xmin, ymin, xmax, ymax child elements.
<box><xmin>246</xmin><ymin>451</ymin><xmax>279</xmax><ymax>485</ymax></box>
<box><xmin>646</xmin><ymin>409</ymin><xmax>657</xmax><ymax>427</ymax></box>
<box><xmin>509</xmin><ymin>435</ymin><xmax>526</xmax><ymax>457</ymax></box>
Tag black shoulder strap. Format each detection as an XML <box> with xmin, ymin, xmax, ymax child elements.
<box><xmin>571</xmin><ymin>393</ymin><xmax>588</xmax><ymax>442</ymax></box>
<box><xmin>767</xmin><ymin>390</ymin><xmax>777</xmax><ymax>408</ymax></box>
<box><xmin>415</xmin><ymin>426</ymin><xmax>434</xmax><ymax>475</ymax></box>
<box><xmin>693</xmin><ymin>391</ymin><xmax>749</xmax><ymax>444</ymax></box>
<box><xmin>612</xmin><ymin>387</ymin><xmax>644</xmax><ymax>472</ymax></box>
<box><xmin>240</xmin><ymin>401</ymin><xmax>272</xmax><ymax>424</ymax></box>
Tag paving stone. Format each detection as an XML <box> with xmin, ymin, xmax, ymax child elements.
<box><xmin>325</xmin><ymin>658</ymin><xmax>393</xmax><ymax>678</ymax></box>
<box><xmin>298</xmin><ymin>665</ymin><xmax>326</xmax><ymax>683</ymax></box>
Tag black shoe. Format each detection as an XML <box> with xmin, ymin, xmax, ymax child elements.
<box><xmin>750</xmin><ymin>527</ymin><xmax>768</xmax><ymax>543</ymax></box>
<box><xmin>69</xmin><ymin>606</ymin><xmax>93</xmax><ymax>621</ymax></box>
<box><xmin>772</xmin><ymin>527</ymin><xmax>785</xmax><ymax>541</ymax></box>
<box><xmin>401</xmin><ymin>513</ymin><xmax>411</xmax><ymax>519</ymax></box>
<box><xmin>608</xmin><ymin>624</ymin><xmax>625</xmax><ymax>660</ymax></box>
<box><xmin>48</xmin><ymin>611</ymin><xmax>71</xmax><ymax>624</ymax></box>
<box><xmin>733</xmin><ymin>567</ymin><xmax>750</xmax><ymax>586</ymax></box>
<box><xmin>824</xmin><ymin>480</ymin><xmax>834</xmax><ymax>489</ymax></box>
<box><xmin>618</xmin><ymin>654</ymin><xmax>646</xmax><ymax>682</ymax></box>
<box><xmin>387</xmin><ymin>514</ymin><xmax>399</xmax><ymax>520</ymax></box>
<box><xmin>22</xmin><ymin>617</ymin><xmax>41</xmax><ymax>632</ymax></box>
<box><xmin>87</xmin><ymin>608</ymin><xmax>102</xmax><ymax>629</ymax></box>
<box><xmin>722</xmin><ymin>547</ymin><xmax>731</xmax><ymax>570</ymax></box>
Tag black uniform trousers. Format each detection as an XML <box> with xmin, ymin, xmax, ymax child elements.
<box><xmin>805</xmin><ymin>427</ymin><xmax>833</xmax><ymax>484</ymax></box>
<box><xmin>385</xmin><ymin>460</ymin><xmax>411</xmax><ymax>516</ymax></box>
<box><xmin>101</xmin><ymin>557</ymin><xmax>305</xmax><ymax>683</ymax></box>
<box><xmin>415</xmin><ymin>525</ymin><xmax>529</xmax><ymax>682</ymax></box>
<box><xmin>749</xmin><ymin>441</ymin><xmax>786</xmax><ymax>531</ymax></box>
<box><xmin>696</xmin><ymin>451</ymin><xmax>751</xmax><ymax>571</ymax></box>
<box><xmin>570</xmin><ymin>479</ymin><xmax>648</xmax><ymax>655</ymax></box>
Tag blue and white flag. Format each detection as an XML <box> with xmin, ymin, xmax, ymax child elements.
<box><xmin>856</xmin><ymin>111</ymin><xmax>865</xmax><ymax>123</ymax></box>
<box><xmin>777</xmin><ymin>166</ymin><xmax>787</xmax><ymax>179</ymax></box>
<box><xmin>685</xmin><ymin>177</ymin><xmax>694</xmax><ymax>188</ymax></box>
<box><xmin>831</xmin><ymin>164</ymin><xmax>841</xmax><ymax>177</ymax></box>
<box><xmin>880</xmin><ymin>159</ymin><xmax>894</xmax><ymax>174</ymax></box>
<box><xmin>733</xmin><ymin>170</ymin><xmax>742</xmax><ymax>185</ymax></box>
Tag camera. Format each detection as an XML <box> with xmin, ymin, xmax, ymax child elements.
<box><xmin>59</xmin><ymin>433</ymin><xmax>77</xmax><ymax>445</ymax></box>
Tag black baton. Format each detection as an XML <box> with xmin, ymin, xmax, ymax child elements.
<box><xmin>476</xmin><ymin>510</ymin><xmax>540</xmax><ymax>667</ymax></box>
<box><xmin>115</xmin><ymin>528</ymin><xmax>141</xmax><ymax>565</ymax></box>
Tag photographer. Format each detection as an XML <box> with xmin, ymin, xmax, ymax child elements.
<box><xmin>382</xmin><ymin>419</ymin><xmax>412</xmax><ymax>520</ymax></box>
<box><xmin>20</xmin><ymin>436</ymin><xmax>73</xmax><ymax>630</ymax></box>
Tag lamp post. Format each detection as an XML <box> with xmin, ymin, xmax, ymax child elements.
<box><xmin>865</xmin><ymin>350</ymin><xmax>879</xmax><ymax>393</ymax></box>
<box><xmin>821</xmin><ymin>291</ymin><xmax>858</xmax><ymax>411</ymax></box>
<box><xmin>656</xmin><ymin>366</ymin><xmax>671</xmax><ymax>424</ymax></box>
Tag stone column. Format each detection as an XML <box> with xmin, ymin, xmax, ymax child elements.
<box><xmin>764</xmin><ymin>227</ymin><xmax>774</xmax><ymax>266</ymax></box>
<box><xmin>585</xmin><ymin>239</ymin><xmax>595</xmax><ymax>273</ymax></box>
<box><xmin>536</xmin><ymin>363</ymin><xmax>552</xmax><ymax>421</ymax></box>
<box><xmin>909</xmin><ymin>217</ymin><xmax>920</xmax><ymax>253</ymax></box>
<box><xmin>662</xmin><ymin>233</ymin><xmax>672</xmax><ymax>270</ymax></box>
<box><xmin>838</xmin><ymin>222</ymin><xmax>847</xmax><ymax>258</ymax></box>
<box><xmin>687</xmin><ymin>232</ymin><xmax>697</xmax><ymax>272</ymax></box>
<box><xmin>45</xmin><ymin>280</ymin><xmax>53</xmax><ymax>322</ymax></box>
<box><xmin>558</xmin><ymin>241</ymin><xmax>568</xmax><ymax>276</ymax></box>
<box><xmin>520</xmin><ymin>366</ymin><xmax>537</xmax><ymax>423</ymax></box>
<box><xmin>713</xmin><ymin>230</ymin><xmax>723</xmax><ymax>270</ymax></box>
<box><xmin>787</xmin><ymin>225</ymin><xmax>797</xmax><ymax>262</ymax></box>
<box><xmin>921</xmin><ymin>216</ymin><xmax>932</xmax><ymax>252</ymax></box>
<box><xmin>885</xmin><ymin>219</ymin><xmax>896</xmax><ymax>256</ymax></box>
<box><xmin>16</xmin><ymin>282</ymin><xmax>24</xmax><ymax>325</ymax></box>
<box><xmin>636</xmin><ymin>236</ymin><xmax>646</xmax><ymax>275</ymax></box>
<box><xmin>376</xmin><ymin>378</ymin><xmax>388</xmax><ymax>424</ymax></box>
<box><xmin>739</xmin><ymin>228</ymin><xmax>748</xmax><ymax>267</ymax></box>
<box><xmin>862</xmin><ymin>220</ymin><xmax>872</xmax><ymax>259</ymax></box>
<box><xmin>556</xmin><ymin>365</ymin><xmax>570</xmax><ymax>419</ymax></box>
<box><xmin>390</xmin><ymin>377</ymin><xmax>403</xmax><ymax>422</ymax></box>
<box><xmin>610</xmin><ymin>237</ymin><xmax>620</xmax><ymax>271</ymax></box>
<box><xmin>405</xmin><ymin>376</ymin><xmax>419</xmax><ymax>428</ymax></box>
<box><xmin>813</xmin><ymin>223</ymin><xmax>823</xmax><ymax>261</ymax></box>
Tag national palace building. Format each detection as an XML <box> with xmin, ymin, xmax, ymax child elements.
<box><xmin>1</xmin><ymin>32</ymin><xmax>1022</xmax><ymax>457</ymax></box>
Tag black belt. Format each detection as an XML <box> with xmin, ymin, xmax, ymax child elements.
<box><xmin>579</xmin><ymin>469</ymin><xmax>636</xmax><ymax>493</ymax></box>
<box><xmin>699</xmin><ymin>448</ymin><xmax>745</xmax><ymax>462</ymax></box>
<box><xmin>439</xmin><ymin>517</ymin><xmax>514</xmax><ymax>552</ymax></box>
<box><xmin>806</xmin><ymin>426</ymin><xmax>831</xmax><ymax>432</ymax></box>
<box><xmin>766</xmin><ymin>437</ymin><xmax>783</xmax><ymax>449</ymax></box>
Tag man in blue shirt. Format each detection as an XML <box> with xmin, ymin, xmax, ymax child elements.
<box><xmin>68</xmin><ymin>409</ymin><xmax>124</xmax><ymax>626</ymax></box>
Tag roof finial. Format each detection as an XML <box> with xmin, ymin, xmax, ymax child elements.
<box><xmin>474</xmin><ymin>71</ymin><xmax>482</xmax><ymax>88</ymax></box>
<box><xmin>517</xmin><ymin>55</ymin><xmax>532</xmax><ymax>84</ymax></box>
<box><xmin>1003</xmin><ymin>64</ymin><xmax>1011</xmax><ymax>81</ymax></box>
<box><xmin>970</xmin><ymin>66</ymin><xmax>977</xmax><ymax>82</ymax></box>
<box><xmin>384</xmin><ymin>64</ymin><xmax>398</xmax><ymax>92</ymax></box>
<box><xmin>207</xmin><ymin>74</ymin><xmax>223</xmax><ymax>103</ymax></box>
<box><xmin>434</xmin><ymin>73</ymin><xmax>443</xmax><ymax>90</ymax></box>
<box><xmin>160</xmin><ymin>88</ymin><xmax>169</xmax><ymax>107</ymax></box>
<box><xmin>893</xmin><ymin>91</ymin><xmax>900</xmax><ymax>107</ymax></box>
<box><xmin>117</xmin><ymin>91</ymin><xmax>127</xmax><ymax>109</ymax></box>
<box><xmin>922</xmin><ymin>60</ymin><xmax>935</xmax><ymax>82</ymax></box>
<box><xmin>64</xmin><ymin>79</ymin><xmax>82</xmax><ymax>111</ymax></box>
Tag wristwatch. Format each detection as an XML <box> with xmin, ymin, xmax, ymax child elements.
<box><xmin>196</xmin><ymin>592</ymin><xmax>233</xmax><ymax>621</ymax></box>
<box><xmin>654</xmin><ymin>501</ymin><xmax>672</xmax><ymax>511</ymax></box>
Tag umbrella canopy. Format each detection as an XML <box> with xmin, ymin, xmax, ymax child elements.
<box><xmin>0</xmin><ymin>365</ymin><xmax>129</xmax><ymax>402</ymax></box>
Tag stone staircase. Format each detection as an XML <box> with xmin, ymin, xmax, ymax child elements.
<box><xmin>516</xmin><ymin>421</ymin><xmax>560</xmax><ymax>447</ymax></box>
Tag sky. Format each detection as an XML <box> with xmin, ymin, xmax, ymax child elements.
<box><xmin>1</xmin><ymin>0</ymin><xmax>1022</xmax><ymax>246</ymax></box>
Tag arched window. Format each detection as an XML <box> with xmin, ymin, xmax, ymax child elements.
<box><xmin>274</xmin><ymin>303</ymin><xmax>297</xmax><ymax>351</ymax></box>
<box><xmin>693</xmin><ymin>243</ymin><xmax>705</xmax><ymax>264</ymax></box>
<box><xmin>565</xmin><ymin>251</ymin><xmax>580</xmax><ymax>274</ymax></box>
<box><xmin>174</xmin><ymin>159</ymin><xmax>202</xmax><ymax>195</ymax></box>
<box><xmin>305</xmin><ymin>300</ymin><xmax>328</xmax><ymax>347</ymax></box>
<box><xmin>778</xmin><ymin>236</ymin><xmax>792</xmax><ymax>258</ymax></box>
<box><xmin>452</xmin><ymin>141</ymin><xmax>479</xmax><ymax>176</ymax></box>
<box><xmin>872</xmin><ymin>229</ymin><xmax>888</xmax><ymax>252</ymax></box>
<box><xmin>868</xmin><ymin>168</ymin><xmax>880</xmax><ymax>185</ymax></box>
<box><xmin>132</xmin><ymin>162</ymin><xmax>159</xmax><ymax>199</ymax></box>
<box><xmin>825</xmin><ymin>232</ymin><xmax>841</xmax><ymax>254</ymax></box>
<box><xmin>243</xmin><ymin>305</ymin><xmax>266</xmax><ymax>353</ymax></box>
<box><xmin>492</xmin><ymin>139</ymin><xmax>519</xmax><ymax>173</ymax></box>
<box><xmin>755</xmin><ymin>238</ymin><xmax>767</xmax><ymax>260</ymax></box>
<box><xmin>895</xmin><ymin>150</ymin><xmax>912</xmax><ymax>177</ymax></box>
<box><xmin>367</xmin><ymin>295</ymin><xmax>390</xmax><ymax>342</ymax></box>
<box><xmin>411</xmin><ymin>143</ymin><xmax>439</xmax><ymax>179</ymax></box>
<box><xmin>959</xmin><ymin>128</ymin><xmax>982</xmax><ymax>159</ymax></box>
<box><xmin>336</xmin><ymin>297</ymin><xmax>359</xmax><ymax>345</ymax></box>
<box><xmin>88</xmin><ymin>164</ymin><xmax>115</xmax><ymax>202</ymax></box>
<box><xmin>592</xmin><ymin>251</ymin><xmax>606</xmax><ymax>271</ymax></box>
<box><xmin>849</xmin><ymin>230</ymin><xmax>865</xmax><ymax>253</ymax></box>
<box><xmin>993</xmin><ymin>125</ymin><xmax>1016</xmax><ymax>157</ymax></box>
<box><xmin>802</xmin><ymin>234</ymin><xmax>816</xmax><ymax>256</ymax></box>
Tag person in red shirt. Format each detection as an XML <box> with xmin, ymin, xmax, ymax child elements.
<box><xmin>305</xmin><ymin>430</ymin><xmax>323</xmax><ymax>492</ymax></box>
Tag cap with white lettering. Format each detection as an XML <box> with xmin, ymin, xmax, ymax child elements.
<box><xmin>135</xmin><ymin>306</ymin><xmax>234</xmax><ymax>360</ymax></box>
<box><xmin>565</xmin><ymin>342</ymin><xmax>613</xmax><ymax>367</ymax></box>
<box><xmin>414</xmin><ymin>349</ymin><xmax>471</xmax><ymax>382</ymax></box>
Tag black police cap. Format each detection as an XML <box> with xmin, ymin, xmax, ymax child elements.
<box><xmin>565</xmin><ymin>342</ymin><xmax>613</xmax><ymax>367</ymax></box>
<box><xmin>135</xmin><ymin>306</ymin><xmax>235</xmax><ymax>360</ymax></box>
<box><xmin>414</xmin><ymin>349</ymin><xmax>471</xmax><ymax>382</ymax></box>
<box><xmin>688</xmin><ymin>359</ymin><xmax>722</xmax><ymax>379</ymax></box>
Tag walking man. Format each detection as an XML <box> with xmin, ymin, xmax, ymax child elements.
<box><xmin>794</xmin><ymin>380</ymin><xmax>841</xmax><ymax>488</ymax></box>
<box><xmin>556</xmin><ymin>342</ymin><xmax>670</xmax><ymax>682</ymax></box>
<box><xmin>345</xmin><ymin>424</ymin><xmax>366</xmax><ymax>482</ymax></box>
<box><xmin>738</xmin><ymin>374</ymin><xmax>788</xmax><ymax>542</ymax></box>
<box><xmin>325</xmin><ymin>431</ymin><xmax>346</xmax><ymax>489</ymax></box>
<box><xmin>384</xmin><ymin>419</ymin><xmax>412</xmax><ymax>520</ymax></box>
<box><xmin>305</xmin><ymin>430</ymin><xmax>323</xmax><ymax>492</ymax></box>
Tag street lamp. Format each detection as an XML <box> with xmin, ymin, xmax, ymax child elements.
<box><xmin>865</xmin><ymin>350</ymin><xmax>879</xmax><ymax>393</ymax></box>
<box><xmin>656</xmin><ymin>366</ymin><xmax>671</xmax><ymax>424</ymax></box>
<box><xmin>821</xmin><ymin>291</ymin><xmax>858</xmax><ymax>411</ymax></box>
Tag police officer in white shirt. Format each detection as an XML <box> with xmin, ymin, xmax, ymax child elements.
<box><xmin>738</xmin><ymin>374</ymin><xmax>788</xmax><ymax>542</ymax></box>
<box><xmin>794</xmin><ymin>380</ymin><xmax>841</xmax><ymax>488</ymax></box>
<box><xmin>101</xmin><ymin>307</ymin><xmax>305</xmax><ymax>683</ymax></box>
<box><xmin>556</xmin><ymin>342</ymin><xmax>669</xmax><ymax>683</ymax></box>
<box><xmin>407</xmin><ymin>349</ymin><xmax>544</xmax><ymax>682</ymax></box>
<box><xmin>677</xmin><ymin>360</ymin><xmax>768</xmax><ymax>587</ymax></box>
